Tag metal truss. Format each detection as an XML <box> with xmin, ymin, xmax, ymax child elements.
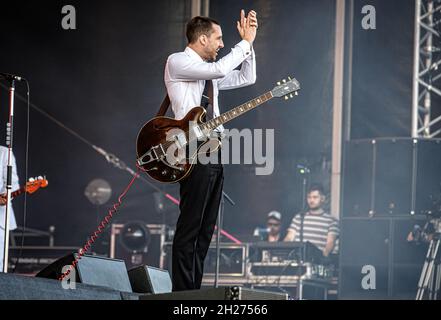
<box><xmin>412</xmin><ymin>0</ymin><xmax>441</xmax><ymax>138</ymax></box>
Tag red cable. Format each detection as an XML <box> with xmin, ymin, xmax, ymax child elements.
<box><xmin>58</xmin><ymin>168</ymin><xmax>140</xmax><ymax>281</ymax></box>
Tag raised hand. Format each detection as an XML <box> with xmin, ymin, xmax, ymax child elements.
<box><xmin>247</xmin><ymin>10</ymin><xmax>258</xmax><ymax>29</ymax></box>
<box><xmin>237</xmin><ymin>9</ymin><xmax>258</xmax><ymax>46</ymax></box>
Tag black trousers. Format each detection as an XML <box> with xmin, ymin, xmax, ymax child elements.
<box><xmin>172</xmin><ymin>152</ymin><xmax>224</xmax><ymax>291</ymax></box>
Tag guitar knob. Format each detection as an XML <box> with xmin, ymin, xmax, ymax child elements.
<box><xmin>171</xmin><ymin>174</ymin><xmax>177</xmax><ymax>180</ymax></box>
<box><xmin>161</xmin><ymin>169</ymin><xmax>168</xmax><ymax>176</ymax></box>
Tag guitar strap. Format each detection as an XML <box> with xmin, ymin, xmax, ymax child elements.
<box><xmin>200</xmin><ymin>80</ymin><xmax>214</xmax><ymax>120</ymax></box>
<box><xmin>155</xmin><ymin>94</ymin><xmax>170</xmax><ymax>117</ymax></box>
<box><xmin>156</xmin><ymin>80</ymin><xmax>214</xmax><ymax>117</ymax></box>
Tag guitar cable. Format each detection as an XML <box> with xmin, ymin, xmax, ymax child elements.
<box><xmin>58</xmin><ymin>165</ymin><xmax>140</xmax><ymax>282</ymax></box>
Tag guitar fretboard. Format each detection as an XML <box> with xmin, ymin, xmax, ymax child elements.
<box><xmin>11</xmin><ymin>188</ymin><xmax>24</xmax><ymax>199</ymax></box>
<box><xmin>200</xmin><ymin>91</ymin><xmax>273</xmax><ymax>131</ymax></box>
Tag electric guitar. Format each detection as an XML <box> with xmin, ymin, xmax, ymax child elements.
<box><xmin>10</xmin><ymin>176</ymin><xmax>49</xmax><ymax>199</ymax></box>
<box><xmin>136</xmin><ymin>77</ymin><xmax>300</xmax><ymax>183</ymax></box>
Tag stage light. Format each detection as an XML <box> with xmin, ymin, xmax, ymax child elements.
<box><xmin>120</xmin><ymin>222</ymin><xmax>151</xmax><ymax>253</ymax></box>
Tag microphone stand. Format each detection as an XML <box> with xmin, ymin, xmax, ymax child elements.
<box><xmin>297</xmin><ymin>211</ymin><xmax>306</xmax><ymax>299</ymax></box>
<box><xmin>2</xmin><ymin>78</ymin><xmax>16</xmax><ymax>273</ymax></box>
<box><xmin>297</xmin><ymin>165</ymin><xmax>310</xmax><ymax>299</ymax></box>
<box><xmin>299</xmin><ymin>165</ymin><xmax>310</xmax><ymax>211</ymax></box>
<box><xmin>214</xmin><ymin>191</ymin><xmax>235</xmax><ymax>288</ymax></box>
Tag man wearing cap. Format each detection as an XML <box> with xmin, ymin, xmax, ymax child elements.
<box><xmin>265</xmin><ymin>211</ymin><xmax>283</xmax><ymax>242</ymax></box>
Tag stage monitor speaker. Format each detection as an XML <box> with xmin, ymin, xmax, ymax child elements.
<box><xmin>140</xmin><ymin>286</ymin><xmax>288</xmax><ymax>300</ymax></box>
<box><xmin>128</xmin><ymin>265</ymin><xmax>172</xmax><ymax>294</ymax></box>
<box><xmin>35</xmin><ymin>253</ymin><xmax>132</xmax><ymax>293</ymax></box>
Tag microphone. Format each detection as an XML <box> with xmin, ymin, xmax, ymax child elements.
<box><xmin>0</xmin><ymin>72</ymin><xmax>24</xmax><ymax>81</ymax></box>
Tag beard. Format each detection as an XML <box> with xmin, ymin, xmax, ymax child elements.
<box><xmin>205</xmin><ymin>46</ymin><xmax>219</xmax><ymax>62</ymax></box>
<box><xmin>207</xmin><ymin>52</ymin><xmax>218</xmax><ymax>62</ymax></box>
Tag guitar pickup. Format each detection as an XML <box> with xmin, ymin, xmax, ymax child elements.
<box><xmin>174</xmin><ymin>133</ymin><xmax>188</xmax><ymax>149</ymax></box>
<box><xmin>193</xmin><ymin>126</ymin><xmax>204</xmax><ymax>139</ymax></box>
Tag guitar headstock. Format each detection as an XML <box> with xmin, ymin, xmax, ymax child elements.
<box><xmin>25</xmin><ymin>176</ymin><xmax>49</xmax><ymax>194</ymax></box>
<box><xmin>271</xmin><ymin>76</ymin><xmax>301</xmax><ymax>100</ymax></box>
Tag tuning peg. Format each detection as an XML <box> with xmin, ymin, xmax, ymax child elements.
<box><xmin>277</xmin><ymin>81</ymin><xmax>281</xmax><ymax>86</ymax></box>
<box><xmin>28</xmin><ymin>177</ymin><xmax>35</xmax><ymax>182</ymax></box>
<box><xmin>289</xmin><ymin>94</ymin><xmax>293</xmax><ymax>98</ymax></box>
<box><xmin>288</xmin><ymin>76</ymin><xmax>292</xmax><ymax>80</ymax></box>
<box><xmin>295</xmin><ymin>92</ymin><xmax>299</xmax><ymax>96</ymax></box>
<box><xmin>282</xmin><ymin>79</ymin><xmax>286</xmax><ymax>83</ymax></box>
<box><xmin>284</xmin><ymin>95</ymin><xmax>289</xmax><ymax>100</ymax></box>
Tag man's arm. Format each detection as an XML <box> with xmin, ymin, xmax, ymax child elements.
<box><xmin>217</xmin><ymin>10</ymin><xmax>257</xmax><ymax>89</ymax></box>
<box><xmin>284</xmin><ymin>215</ymin><xmax>299</xmax><ymax>241</ymax></box>
<box><xmin>284</xmin><ymin>228</ymin><xmax>296</xmax><ymax>242</ymax></box>
<box><xmin>167</xmin><ymin>10</ymin><xmax>258</xmax><ymax>82</ymax></box>
<box><xmin>10</xmin><ymin>152</ymin><xmax>19</xmax><ymax>192</ymax></box>
<box><xmin>0</xmin><ymin>151</ymin><xmax>19</xmax><ymax>206</ymax></box>
<box><xmin>167</xmin><ymin>40</ymin><xmax>253</xmax><ymax>81</ymax></box>
<box><xmin>323</xmin><ymin>233</ymin><xmax>337</xmax><ymax>257</ymax></box>
<box><xmin>323</xmin><ymin>218</ymin><xmax>340</xmax><ymax>256</ymax></box>
<box><xmin>217</xmin><ymin>49</ymin><xmax>256</xmax><ymax>90</ymax></box>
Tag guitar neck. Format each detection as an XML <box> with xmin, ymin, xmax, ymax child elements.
<box><xmin>200</xmin><ymin>91</ymin><xmax>274</xmax><ymax>131</ymax></box>
<box><xmin>11</xmin><ymin>187</ymin><xmax>24</xmax><ymax>199</ymax></box>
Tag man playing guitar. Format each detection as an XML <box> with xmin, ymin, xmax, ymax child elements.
<box><xmin>165</xmin><ymin>10</ymin><xmax>258</xmax><ymax>291</ymax></box>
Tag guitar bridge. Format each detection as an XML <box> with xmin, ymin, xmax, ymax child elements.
<box><xmin>137</xmin><ymin>144</ymin><xmax>166</xmax><ymax>166</ymax></box>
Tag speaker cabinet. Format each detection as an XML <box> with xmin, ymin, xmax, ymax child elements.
<box><xmin>343</xmin><ymin>138</ymin><xmax>441</xmax><ymax>217</ymax></box>
<box><xmin>338</xmin><ymin>217</ymin><xmax>428</xmax><ymax>299</ymax></box>
<box><xmin>128</xmin><ymin>265</ymin><xmax>172</xmax><ymax>294</ymax></box>
<box><xmin>340</xmin><ymin>138</ymin><xmax>440</xmax><ymax>299</ymax></box>
<box><xmin>35</xmin><ymin>253</ymin><xmax>132</xmax><ymax>293</ymax></box>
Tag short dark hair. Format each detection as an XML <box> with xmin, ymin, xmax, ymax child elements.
<box><xmin>307</xmin><ymin>183</ymin><xmax>325</xmax><ymax>196</ymax></box>
<box><xmin>186</xmin><ymin>16</ymin><xmax>220</xmax><ymax>44</ymax></box>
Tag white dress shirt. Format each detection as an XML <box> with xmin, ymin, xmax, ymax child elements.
<box><xmin>164</xmin><ymin>39</ymin><xmax>256</xmax><ymax>132</ymax></box>
<box><xmin>0</xmin><ymin>146</ymin><xmax>19</xmax><ymax>231</ymax></box>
